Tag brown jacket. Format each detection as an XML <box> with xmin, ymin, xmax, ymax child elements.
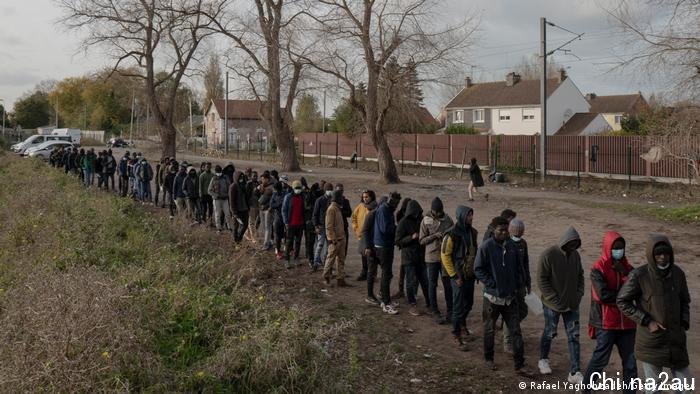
<box><xmin>325</xmin><ymin>201</ymin><xmax>345</xmax><ymax>243</ymax></box>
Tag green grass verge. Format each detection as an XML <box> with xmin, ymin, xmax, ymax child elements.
<box><xmin>635</xmin><ymin>204</ymin><xmax>700</xmax><ymax>224</ymax></box>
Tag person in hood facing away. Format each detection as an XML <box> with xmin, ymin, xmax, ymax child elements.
<box><xmin>282</xmin><ymin>180</ymin><xmax>306</xmax><ymax>269</ymax></box>
<box><xmin>537</xmin><ymin>226</ymin><xmax>585</xmax><ymax>384</ymax></box>
<box><xmin>183</xmin><ymin>166</ymin><xmax>201</xmax><ymax>224</ymax></box>
<box><xmin>393</xmin><ymin>197</ymin><xmax>413</xmax><ymax>299</ymax></box>
<box><xmin>617</xmin><ymin>235</ymin><xmax>691</xmax><ymax>393</ymax></box>
<box><xmin>474</xmin><ymin>216</ymin><xmax>525</xmax><ymax>371</ymax></box>
<box><xmin>420</xmin><ymin>197</ymin><xmax>455</xmax><ymax>325</ymax></box>
<box><xmin>351</xmin><ymin>190</ymin><xmax>377</xmax><ymax>281</ymax></box>
<box><xmin>442</xmin><ymin>206</ymin><xmax>478</xmax><ymax>350</ymax></box>
<box><xmin>396</xmin><ymin>199</ymin><xmax>429</xmax><ymax>317</ymax></box>
<box><xmin>581</xmin><ymin>231</ymin><xmax>637</xmax><ymax>394</ymax></box>
<box><xmin>373</xmin><ymin>192</ymin><xmax>402</xmax><ymax>315</ymax></box>
<box><xmin>228</xmin><ymin>171</ymin><xmax>250</xmax><ymax>244</ymax></box>
<box><xmin>163</xmin><ymin>162</ymin><xmax>179</xmax><ymax>218</ymax></box>
<box><xmin>323</xmin><ymin>189</ymin><xmax>349</xmax><ymax>287</ymax></box>
<box><xmin>312</xmin><ymin>182</ymin><xmax>334</xmax><ymax>270</ymax></box>
<box><xmin>208</xmin><ymin>165</ymin><xmax>231</xmax><ymax>232</ymax></box>
<box><xmin>503</xmin><ymin>219</ymin><xmax>531</xmax><ymax>353</ymax></box>
<box><xmin>223</xmin><ymin>162</ymin><xmax>236</xmax><ymax>184</ymax></box>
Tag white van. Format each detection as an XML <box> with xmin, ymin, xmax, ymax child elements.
<box><xmin>51</xmin><ymin>128</ymin><xmax>82</xmax><ymax>145</ymax></box>
<box><xmin>11</xmin><ymin>134</ymin><xmax>74</xmax><ymax>154</ymax></box>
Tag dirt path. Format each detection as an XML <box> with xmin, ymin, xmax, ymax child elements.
<box><xmin>117</xmin><ymin>148</ymin><xmax>700</xmax><ymax>392</ymax></box>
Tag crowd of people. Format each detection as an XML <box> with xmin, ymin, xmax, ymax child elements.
<box><xmin>46</xmin><ymin>148</ymin><xmax>692</xmax><ymax>393</ymax></box>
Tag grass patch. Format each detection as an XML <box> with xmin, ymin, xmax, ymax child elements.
<box><xmin>0</xmin><ymin>154</ymin><xmax>341</xmax><ymax>392</ymax></box>
<box><xmin>635</xmin><ymin>204</ymin><xmax>700</xmax><ymax>224</ymax></box>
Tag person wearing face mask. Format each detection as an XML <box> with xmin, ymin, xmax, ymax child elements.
<box><xmin>474</xmin><ymin>216</ymin><xmax>525</xmax><ymax>372</ymax></box>
<box><xmin>582</xmin><ymin>231</ymin><xmax>637</xmax><ymax>394</ymax></box>
<box><xmin>373</xmin><ymin>192</ymin><xmax>402</xmax><ymax>315</ymax></box>
<box><xmin>282</xmin><ymin>180</ymin><xmax>306</xmax><ymax>269</ymax></box>
<box><xmin>537</xmin><ymin>226</ymin><xmax>585</xmax><ymax>384</ymax></box>
<box><xmin>311</xmin><ymin>182</ymin><xmax>334</xmax><ymax>271</ymax></box>
<box><xmin>323</xmin><ymin>189</ymin><xmax>349</xmax><ymax>287</ymax></box>
<box><xmin>208</xmin><ymin>165</ymin><xmax>232</xmax><ymax>233</ymax></box>
<box><xmin>503</xmin><ymin>219</ymin><xmax>531</xmax><ymax>354</ymax></box>
<box><xmin>229</xmin><ymin>171</ymin><xmax>250</xmax><ymax>244</ymax></box>
<box><xmin>617</xmin><ymin>235</ymin><xmax>691</xmax><ymax>393</ymax></box>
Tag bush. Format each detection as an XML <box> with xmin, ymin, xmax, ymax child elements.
<box><xmin>445</xmin><ymin>124</ymin><xmax>478</xmax><ymax>135</ymax></box>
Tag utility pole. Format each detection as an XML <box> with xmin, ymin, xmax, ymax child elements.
<box><xmin>189</xmin><ymin>96</ymin><xmax>194</xmax><ymax>152</ymax></box>
<box><xmin>322</xmin><ymin>90</ymin><xmax>326</xmax><ymax>133</ymax></box>
<box><xmin>225</xmin><ymin>71</ymin><xmax>229</xmax><ymax>154</ymax></box>
<box><xmin>0</xmin><ymin>98</ymin><xmax>5</xmax><ymax>139</ymax></box>
<box><xmin>55</xmin><ymin>98</ymin><xmax>59</xmax><ymax>128</ymax></box>
<box><xmin>540</xmin><ymin>16</ymin><xmax>547</xmax><ymax>182</ymax></box>
<box><xmin>129</xmin><ymin>91</ymin><xmax>135</xmax><ymax>143</ymax></box>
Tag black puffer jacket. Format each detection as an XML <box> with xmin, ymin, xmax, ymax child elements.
<box><xmin>617</xmin><ymin>235</ymin><xmax>690</xmax><ymax>369</ymax></box>
<box><xmin>395</xmin><ymin>200</ymin><xmax>424</xmax><ymax>266</ymax></box>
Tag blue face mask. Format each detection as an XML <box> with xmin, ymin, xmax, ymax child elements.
<box><xmin>611</xmin><ymin>248</ymin><xmax>625</xmax><ymax>260</ymax></box>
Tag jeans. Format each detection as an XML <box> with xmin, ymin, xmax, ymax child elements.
<box><xmin>200</xmin><ymin>195</ymin><xmax>213</xmax><ymax>222</ymax></box>
<box><xmin>213</xmin><ymin>198</ymin><xmax>230</xmax><ymax>230</ymax></box>
<box><xmin>313</xmin><ymin>230</ymin><xmax>328</xmax><ymax>267</ymax></box>
<box><xmin>405</xmin><ymin>261</ymin><xmax>429</xmax><ymax>307</ymax></box>
<box><xmin>232</xmin><ymin>210</ymin><xmax>249</xmax><ymax>243</ymax></box>
<box><xmin>483</xmin><ymin>297</ymin><xmax>525</xmax><ymax>368</ymax></box>
<box><xmin>141</xmin><ymin>180</ymin><xmax>151</xmax><ymax>201</ymax></box>
<box><xmin>84</xmin><ymin>170</ymin><xmax>94</xmax><ymax>187</ymax></box>
<box><xmin>247</xmin><ymin>207</ymin><xmax>259</xmax><ymax>240</ymax></box>
<box><xmin>285</xmin><ymin>225</ymin><xmax>304</xmax><ymax>261</ymax></box>
<box><xmin>641</xmin><ymin>362</ymin><xmax>693</xmax><ymax>394</ymax></box>
<box><xmin>583</xmin><ymin>329</ymin><xmax>637</xmax><ymax>394</ymax></box>
<box><xmin>504</xmin><ymin>289</ymin><xmax>529</xmax><ymax>345</ymax></box>
<box><xmin>366</xmin><ymin>252</ymin><xmax>378</xmax><ymax>298</ymax></box>
<box><xmin>260</xmin><ymin>209</ymin><xmax>272</xmax><ymax>248</ymax></box>
<box><xmin>427</xmin><ymin>262</ymin><xmax>453</xmax><ymax>316</ymax></box>
<box><xmin>154</xmin><ymin>182</ymin><xmax>161</xmax><ymax>205</ymax></box>
<box><xmin>540</xmin><ymin>305</ymin><xmax>581</xmax><ymax>374</ymax></box>
<box><xmin>451</xmin><ymin>277</ymin><xmax>475</xmax><ymax>335</ymax></box>
<box><xmin>375</xmin><ymin>246</ymin><xmax>394</xmax><ymax>305</ymax></box>
<box><xmin>119</xmin><ymin>175</ymin><xmax>129</xmax><ymax>197</ymax></box>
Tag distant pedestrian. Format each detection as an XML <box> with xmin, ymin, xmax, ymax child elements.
<box><xmin>468</xmin><ymin>157</ymin><xmax>486</xmax><ymax>201</ymax></box>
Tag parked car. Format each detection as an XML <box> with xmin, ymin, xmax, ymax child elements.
<box><xmin>106</xmin><ymin>137</ymin><xmax>129</xmax><ymax>148</ymax></box>
<box><xmin>11</xmin><ymin>134</ymin><xmax>74</xmax><ymax>154</ymax></box>
<box><xmin>24</xmin><ymin>140</ymin><xmax>75</xmax><ymax>160</ymax></box>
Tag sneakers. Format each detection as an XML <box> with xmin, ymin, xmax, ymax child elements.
<box><xmin>454</xmin><ymin>336</ymin><xmax>468</xmax><ymax>351</ymax></box>
<box><xmin>365</xmin><ymin>297</ymin><xmax>380</xmax><ymax>306</ymax></box>
<box><xmin>356</xmin><ymin>274</ymin><xmax>367</xmax><ymax>281</ymax></box>
<box><xmin>408</xmin><ymin>307</ymin><xmax>420</xmax><ymax>316</ymax></box>
<box><xmin>322</xmin><ymin>277</ymin><xmax>331</xmax><ymax>286</ymax></box>
<box><xmin>538</xmin><ymin>359</ymin><xmax>552</xmax><ymax>375</ymax></box>
<box><xmin>568</xmin><ymin>371</ymin><xmax>584</xmax><ymax>385</ymax></box>
<box><xmin>381</xmin><ymin>302</ymin><xmax>399</xmax><ymax>315</ymax></box>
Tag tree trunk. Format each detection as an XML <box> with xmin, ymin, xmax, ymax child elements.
<box><xmin>160</xmin><ymin>125</ymin><xmax>177</xmax><ymax>159</ymax></box>
<box><xmin>365</xmin><ymin>66</ymin><xmax>400</xmax><ymax>183</ymax></box>
<box><xmin>278</xmin><ymin>123</ymin><xmax>300</xmax><ymax>171</ymax></box>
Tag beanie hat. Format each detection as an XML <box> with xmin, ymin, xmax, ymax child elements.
<box><xmin>324</xmin><ymin>182</ymin><xmax>334</xmax><ymax>191</ymax></box>
<box><xmin>431</xmin><ymin>197</ymin><xmax>444</xmax><ymax>213</ymax></box>
<box><xmin>509</xmin><ymin>218</ymin><xmax>525</xmax><ymax>237</ymax></box>
<box><xmin>292</xmin><ymin>180</ymin><xmax>302</xmax><ymax>189</ymax></box>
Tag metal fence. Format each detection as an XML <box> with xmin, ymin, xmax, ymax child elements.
<box><xmin>297</xmin><ymin>132</ymin><xmax>700</xmax><ymax>182</ymax></box>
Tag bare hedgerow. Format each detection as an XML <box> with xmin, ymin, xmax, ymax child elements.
<box><xmin>0</xmin><ymin>266</ymin><xmax>158</xmax><ymax>392</ymax></box>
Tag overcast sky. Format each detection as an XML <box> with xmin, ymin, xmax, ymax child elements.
<box><xmin>0</xmin><ymin>0</ymin><xmax>670</xmax><ymax>114</ymax></box>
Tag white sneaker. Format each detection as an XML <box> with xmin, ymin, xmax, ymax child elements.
<box><xmin>538</xmin><ymin>359</ymin><xmax>552</xmax><ymax>375</ymax></box>
<box><xmin>381</xmin><ymin>302</ymin><xmax>399</xmax><ymax>315</ymax></box>
<box><xmin>568</xmin><ymin>371</ymin><xmax>583</xmax><ymax>385</ymax></box>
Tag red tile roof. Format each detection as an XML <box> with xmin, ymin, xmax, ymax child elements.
<box><xmin>587</xmin><ymin>93</ymin><xmax>646</xmax><ymax>114</ymax></box>
<box><xmin>445</xmin><ymin>78</ymin><xmax>562</xmax><ymax>108</ymax></box>
<box><xmin>554</xmin><ymin>113</ymin><xmax>599</xmax><ymax>135</ymax></box>
<box><xmin>210</xmin><ymin>99</ymin><xmax>265</xmax><ymax>120</ymax></box>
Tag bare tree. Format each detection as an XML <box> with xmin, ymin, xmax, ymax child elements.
<box><xmin>57</xmin><ymin>0</ymin><xmax>223</xmax><ymax>158</ymax></box>
<box><xmin>603</xmin><ymin>0</ymin><xmax>700</xmax><ymax>100</ymax></box>
<box><xmin>644</xmin><ymin>106</ymin><xmax>700</xmax><ymax>183</ymax></box>
<box><xmin>202</xmin><ymin>0</ymin><xmax>308</xmax><ymax>171</ymax></box>
<box><xmin>300</xmin><ymin>0</ymin><xmax>476</xmax><ymax>183</ymax></box>
<box><xmin>203</xmin><ymin>54</ymin><xmax>224</xmax><ymax>109</ymax></box>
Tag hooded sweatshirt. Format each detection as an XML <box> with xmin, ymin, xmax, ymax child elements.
<box><xmin>474</xmin><ymin>225</ymin><xmax>522</xmax><ymax>300</ymax></box>
<box><xmin>588</xmin><ymin>231</ymin><xmax>636</xmax><ymax>332</ymax></box>
<box><xmin>617</xmin><ymin>235</ymin><xmax>690</xmax><ymax>369</ymax></box>
<box><xmin>228</xmin><ymin>172</ymin><xmax>249</xmax><ymax>213</ymax></box>
<box><xmin>373</xmin><ymin>200</ymin><xmax>397</xmax><ymax>248</ymax></box>
<box><xmin>199</xmin><ymin>170</ymin><xmax>215</xmax><ymax>197</ymax></box>
<box><xmin>537</xmin><ymin>226</ymin><xmax>585</xmax><ymax>312</ymax></box>
<box><xmin>441</xmin><ymin>206</ymin><xmax>478</xmax><ymax>280</ymax></box>
<box><xmin>395</xmin><ymin>200</ymin><xmax>424</xmax><ymax>266</ymax></box>
<box><xmin>420</xmin><ymin>209</ymin><xmax>454</xmax><ymax>264</ymax></box>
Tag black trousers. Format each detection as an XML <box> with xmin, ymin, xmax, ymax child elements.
<box><xmin>375</xmin><ymin>246</ymin><xmax>394</xmax><ymax>305</ymax></box>
<box><xmin>232</xmin><ymin>210</ymin><xmax>249</xmax><ymax>243</ymax></box>
<box><xmin>285</xmin><ymin>225</ymin><xmax>304</xmax><ymax>261</ymax></box>
<box><xmin>200</xmin><ymin>195</ymin><xmax>214</xmax><ymax>222</ymax></box>
<box><xmin>304</xmin><ymin>222</ymin><xmax>315</xmax><ymax>264</ymax></box>
<box><xmin>366</xmin><ymin>252</ymin><xmax>378</xmax><ymax>298</ymax></box>
<box><xmin>483</xmin><ymin>297</ymin><xmax>525</xmax><ymax>368</ymax></box>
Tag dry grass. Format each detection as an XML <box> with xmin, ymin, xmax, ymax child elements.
<box><xmin>0</xmin><ymin>154</ymin><xmax>341</xmax><ymax>391</ymax></box>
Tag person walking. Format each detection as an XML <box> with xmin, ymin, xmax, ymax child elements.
<box><xmin>503</xmin><ymin>218</ymin><xmax>531</xmax><ymax>353</ymax></box>
<box><xmin>420</xmin><ymin>197</ymin><xmax>454</xmax><ymax>324</ymax></box>
<box><xmin>395</xmin><ymin>199</ymin><xmax>429</xmax><ymax>317</ymax></box>
<box><xmin>351</xmin><ymin>190</ymin><xmax>377</xmax><ymax>281</ymax></box>
<box><xmin>441</xmin><ymin>206</ymin><xmax>479</xmax><ymax>350</ymax></box>
<box><xmin>537</xmin><ymin>226</ymin><xmax>585</xmax><ymax>385</ymax></box>
<box><xmin>474</xmin><ymin>216</ymin><xmax>525</xmax><ymax>372</ymax></box>
<box><xmin>373</xmin><ymin>192</ymin><xmax>402</xmax><ymax>315</ymax></box>
<box><xmin>208</xmin><ymin>165</ymin><xmax>232</xmax><ymax>233</ymax></box>
<box><xmin>199</xmin><ymin>162</ymin><xmax>215</xmax><ymax>226</ymax></box>
<box><xmin>228</xmin><ymin>171</ymin><xmax>250</xmax><ymax>244</ymax></box>
<box><xmin>246</xmin><ymin>171</ymin><xmax>261</xmax><ymax>243</ymax></box>
<box><xmin>270</xmin><ymin>181</ymin><xmax>287</xmax><ymax>260</ymax></box>
<box><xmin>617</xmin><ymin>235</ymin><xmax>691</xmax><ymax>394</ymax></box>
<box><xmin>282</xmin><ymin>180</ymin><xmax>306</xmax><ymax>269</ymax></box>
<box><xmin>323</xmin><ymin>189</ymin><xmax>349</xmax><ymax>287</ymax></box>
<box><xmin>468</xmin><ymin>157</ymin><xmax>487</xmax><ymax>201</ymax></box>
<box><xmin>582</xmin><ymin>231</ymin><xmax>637</xmax><ymax>394</ymax></box>
<box><xmin>183</xmin><ymin>166</ymin><xmax>201</xmax><ymax>224</ymax></box>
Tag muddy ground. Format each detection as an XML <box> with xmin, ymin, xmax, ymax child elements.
<box><xmin>116</xmin><ymin>147</ymin><xmax>700</xmax><ymax>392</ymax></box>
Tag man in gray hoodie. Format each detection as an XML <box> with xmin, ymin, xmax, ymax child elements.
<box><xmin>537</xmin><ymin>226</ymin><xmax>585</xmax><ymax>385</ymax></box>
<box><xmin>419</xmin><ymin>197</ymin><xmax>454</xmax><ymax>324</ymax></box>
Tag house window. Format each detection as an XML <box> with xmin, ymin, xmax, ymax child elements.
<box><xmin>614</xmin><ymin>115</ymin><xmax>622</xmax><ymax>124</ymax></box>
<box><xmin>453</xmin><ymin>110</ymin><xmax>464</xmax><ymax>124</ymax></box>
<box><xmin>473</xmin><ymin>109</ymin><xmax>485</xmax><ymax>123</ymax></box>
<box><xmin>498</xmin><ymin>110</ymin><xmax>511</xmax><ymax>121</ymax></box>
<box><xmin>522</xmin><ymin>109</ymin><xmax>536</xmax><ymax>121</ymax></box>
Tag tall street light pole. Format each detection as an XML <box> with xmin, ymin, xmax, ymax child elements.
<box><xmin>225</xmin><ymin>71</ymin><xmax>229</xmax><ymax>154</ymax></box>
<box><xmin>540</xmin><ymin>17</ymin><xmax>548</xmax><ymax>182</ymax></box>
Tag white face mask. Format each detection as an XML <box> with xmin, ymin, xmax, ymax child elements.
<box><xmin>325</xmin><ymin>190</ymin><xmax>333</xmax><ymax>197</ymax></box>
<box><xmin>657</xmin><ymin>263</ymin><xmax>671</xmax><ymax>270</ymax></box>
<box><xmin>511</xmin><ymin>236</ymin><xmax>521</xmax><ymax>242</ymax></box>
<box><xmin>215</xmin><ymin>172</ymin><xmax>222</xmax><ymax>177</ymax></box>
<box><xmin>294</xmin><ymin>188</ymin><xmax>302</xmax><ymax>195</ymax></box>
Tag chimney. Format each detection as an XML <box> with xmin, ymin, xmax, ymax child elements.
<box><xmin>585</xmin><ymin>93</ymin><xmax>597</xmax><ymax>101</ymax></box>
<box><xmin>558</xmin><ymin>68</ymin><xmax>567</xmax><ymax>83</ymax></box>
<box><xmin>505</xmin><ymin>72</ymin><xmax>521</xmax><ymax>87</ymax></box>
<box><xmin>464</xmin><ymin>76</ymin><xmax>473</xmax><ymax>89</ymax></box>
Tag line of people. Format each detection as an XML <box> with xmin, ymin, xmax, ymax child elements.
<box><xmin>47</xmin><ymin>151</ymin><xmax>692</xmax><ymax>393</ymax></box>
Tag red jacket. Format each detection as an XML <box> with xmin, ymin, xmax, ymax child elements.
<box><xmin>588</xmin><ymin>231</ymin><xmax>636</xmax><ymax>335</ymax></box>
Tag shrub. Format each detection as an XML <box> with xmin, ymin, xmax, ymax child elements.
<box><xmin>445</xmin><ymin>124</ymin><xmax>478</xmax><ymax>135</ymax></box>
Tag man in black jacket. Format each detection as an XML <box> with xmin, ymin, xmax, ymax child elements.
<box><xmin>361</xmin><ymin>196</ymin><xmax>387</xmax><ymax>305</ymax></box>
<box><xmin>474</xmin><ymin>216</ymin><xmax>525</xmax><ymax>372</ymax></box>
<box><xmin>396</xmin><ymin>200</ymin><xmax>429</xmax><ymax>317</ymax></box>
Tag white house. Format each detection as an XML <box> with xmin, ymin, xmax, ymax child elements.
<box><xmin>443</xmin><ymin>71</ymin><xmax>609</xmax><ymax>135</ymax></box>
<box><xmin>204</xmin><ymin>99</ymin><xmax>270</xmax><ymax>148</ymax></box>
